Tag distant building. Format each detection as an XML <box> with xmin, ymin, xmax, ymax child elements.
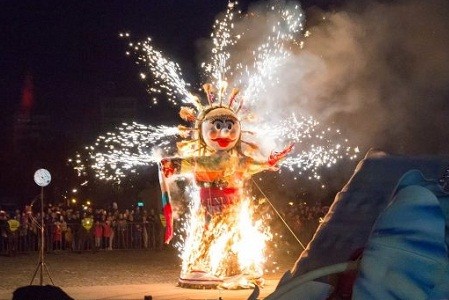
<box><xmin>8</xmin><ymin>73</ymin><xmax>54</xmax><ymax>154</ymax></box>
<box><xmin>13</xmin><ymin>113</ymin><xmax>52</xmax><ymax>152</ymax></box>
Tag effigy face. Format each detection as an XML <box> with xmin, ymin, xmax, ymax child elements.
<box><xmin>200</xmin><ymin>107</ymin><xmax>241</xmax><ymax>152</ymax></box>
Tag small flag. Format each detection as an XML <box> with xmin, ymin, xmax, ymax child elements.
<box><xmin>161</xmin><ymin>191</ymin><xmax>173</xmax><ymax>243</ymax></box>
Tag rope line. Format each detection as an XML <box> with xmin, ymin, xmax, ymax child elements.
<box><xmin>252</xmin><ymin>179</ymin><xmax>306</xmax><ymax>250</ymax></box>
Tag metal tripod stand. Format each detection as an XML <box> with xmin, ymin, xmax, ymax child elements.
<box><xmin>30</xmin><ymin>186</ymin><xmax>54</xmax><ymax>285</ymax></box>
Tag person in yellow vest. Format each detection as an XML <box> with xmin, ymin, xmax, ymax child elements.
<box><xmin>78</xmin><ymin>213</ymin><xmax>94</xmax><ymax>252</ymax></box>
<box><xmin>7</xmin><ymin>216</ymin><xmax>20</xmax><ymax>256</ymax></box>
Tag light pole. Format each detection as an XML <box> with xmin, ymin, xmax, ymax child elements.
<box><xmin>30</xmin><ymin>168</ymin><xmax>54</xmax><ymax>285</ymax></box>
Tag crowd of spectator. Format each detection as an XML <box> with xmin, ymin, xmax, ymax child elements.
<box><xmin>0</xmin><ymin>199</ymin><xmax>330</xmax><ymax>256</ymax></box>
<box><xmin>279</xmin><ymin>201</ymin><xmax>330</xmax><ymax>244</ymax></box>
<box><xmin>0</xmin><ymin>202</ymin><xmax>165</xmax><ymax>256</ymax></box>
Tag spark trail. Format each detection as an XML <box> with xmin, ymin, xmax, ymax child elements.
<box><xmin>71</xmin><ymin>122</ymin><xmax>179</xmax><ymax>183</ymax></box>
<box><xmin>70</xmin><ymin>1</ymin><xmax>358</xmax><ymax>183</ymax></box>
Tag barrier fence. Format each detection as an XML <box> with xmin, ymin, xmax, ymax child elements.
<box><xmin>0</xmin><ymin>221</ymin><xmax>165</xmax><ymax>255</ymax></box>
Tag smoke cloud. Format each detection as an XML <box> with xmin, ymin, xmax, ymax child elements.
<box><xmin>291</xmin><ymin>0</ymin><xmax>449</xmax><ymax>155</ymax></box>
<box><xmin>202</xmin><ymin>0</ymin><xmax>449</xmax><ymax>156</ymax></box>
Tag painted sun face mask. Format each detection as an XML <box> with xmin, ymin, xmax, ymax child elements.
<box><xmin>200</xmin><ymin>107</ymin><xmax>241</xmax><ymax>151</ymax></box>
<box><xmin>176</xmin><ymin>83</ymin><xmax>247</xmax><ymax>155</ymax></box>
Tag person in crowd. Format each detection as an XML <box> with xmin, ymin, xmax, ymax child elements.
<box><xmin>65</xmin><ymin>227</ymin><xmax>73</xmax><ymax>251</ymax></box>
<box><xmin>133</xmin><ymin>223</ymin><xmax>142</xmax><ymax>249</ymax></box>
<box><xmin>0</xmin><ymin>211</ymin><xmax>9</xmax><ymax>253</ymax></box>
<box><xmin>103</xmin><ymin>219</ymin><xmax>112</xmax><ymax>250</ymax></box>
<box><xmin>109</xmin><ymin>215</ymin><xmax>116</xmax><ymax>249</ymax></box>
<box><xmin>94</xmin><ymin>220</ymin><xmax>103</xmax><ymax>250</ymax></box>
<box><xmin>44</xmin><ymin>210</ymin><xmax>53</xmax><ymax>252</ymax></box>
<box><xmin>53</xmin><ymin>220</ymin><xmax>62</xmax><ymax>251</ymax></box>
<box><xmin>60</xmin><ymin>216</ymin><xmax>68</xmax><ymax>250</ymax></box>
<box><xmin>147</xmin><ymin>209</ymin><xmax>157</xmax><ymax>250</ymax></box>
<box><xmin>19</xmin><ymin>212</ymin><xmax>29</xmax><ymax>252</ymax></box>
<box><xmin>78</xmin><ymin>213</ymin><xmax>94</xmax><ymax>252</ymax></box>
<box><xmin>141</xmin><ymin>210</ymin><xmax>149</xmax><ymax>249</ymax></box>
<box><xmin>70</xmin><ymin>211</ymin><xmax>81</xmax><ymax>251</ymax></box>
<box><xmin>7</xmin><ymin>214</ymin><xmax>20</xmax><ymax>256</ymax></box>
<box><xmin>117</xmin><ymin>214</ymin><xmax>128</xmax><ymax>249</ymax></box>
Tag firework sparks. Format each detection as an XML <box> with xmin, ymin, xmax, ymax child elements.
<box><xmin>202</xmin><ymin>2</ymin><xmax>241</xmax><ymax>87</ymax></box>
<box><xmin>70</xmin><ymin>122</ymin><xmax>179</xmax><ymax>183</ymax></box>
<box><xmin>72</xmin><ymin>1</ymin><xmax>357</xmax><ymax>184</ymax></box>
<box><xmin>238</xmin><ymin>3</ymin><xmax>305</xmax><ymax>104</ymax></box>
<box><xmin>250</xmin><ymin>113</ymin><xmax>359</xmax><ymax>180</ymax></box>
<box><xmin>119</xmin><ymin>34</ymin><xmax>196</xmax><ymax>107</ymax></box>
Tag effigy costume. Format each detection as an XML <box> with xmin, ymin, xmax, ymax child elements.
<box><xmin>158</xmin><ymin>84</ymin><xmax>292</xmax><ymax>288</ymax></box>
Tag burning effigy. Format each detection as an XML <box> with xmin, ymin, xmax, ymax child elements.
<box><xmin>158</xmin><ymin>83</ymin><xmax>293</xmax><ymax>288</ymax></box>
<box><xmin>70</xmin><ymin>0</ymin><xmax>359</xmax><ymax>292</ymax></box>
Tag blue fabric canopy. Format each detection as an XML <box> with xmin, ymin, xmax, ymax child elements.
<box><xmin>353</xmin><ymin>170</ymin><xmax>449</xmax><ymax>299</ymax></box>
<box><xmin>264</xmin><ymin>151</ymin><xmax>449</xmax><ymax>299</ymax></box>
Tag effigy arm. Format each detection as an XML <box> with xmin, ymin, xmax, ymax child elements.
<box><xmin>267</xmin><ymin>143</ymin><xmax>294</xmax><ymax>167</ymax></box>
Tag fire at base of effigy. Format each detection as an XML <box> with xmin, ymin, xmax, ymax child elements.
<box><xmin>178</xmin><ymin>271</ymin><xmax>265</xmax><ymax>290</ymax></box>
<box><xmin>175</xmin><ymin>197</ymin><xmax>272</xmax><ymax>290</ymax></box>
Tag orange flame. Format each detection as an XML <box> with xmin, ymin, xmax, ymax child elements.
<box><xmin>180</xmin><ymin>192</ymin><xmax>272</xmax><ymax>280</ymax></box>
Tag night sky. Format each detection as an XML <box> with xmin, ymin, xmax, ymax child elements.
<box><xmin>0</xmin><ymin>0</ymin><xmax>342</xmax><ymax>133</ymax></box>
<box><xmin>0</xmin><ymin>1</ymin><xmax>241</xmax><ymax>134</ymax></box>
<box><xmin>1</xmin><ymin>0</ymin><xmax>449</xmax><ymax>204</ymax></box>
<box><xmin>0</xmin><ymin>0</ymin><xmax>330</xmax><ymax>202</ymax></box>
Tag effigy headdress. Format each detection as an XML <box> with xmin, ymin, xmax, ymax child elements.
<box><xmin>176</xmin><ymin>83</ymin><xmax>257</xmax><ymax>154</ymax></box>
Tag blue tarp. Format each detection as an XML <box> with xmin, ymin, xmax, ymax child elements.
<box><xmin>264</xmin><ymin>150</ymin><xmax>449</xmax><ymax>299</ymax></box>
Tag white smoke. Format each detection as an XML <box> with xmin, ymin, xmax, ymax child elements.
<box><xmin>293</xmin><ymin>0</ymin><xmax>449</xmax><ymax>155</ymax></box>
<box><xmin>198</xmin><ymin>0</ymin><xmax>449</xmax><ymax>156</ymax></box>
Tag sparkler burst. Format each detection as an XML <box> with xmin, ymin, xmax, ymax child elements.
<box><xmin>72</xmin><ymin>1</ymin><xmax>357</xmax><ymax>183</ymax></box>
<box><xmin>71</xmin><ymin>122</ymin><xmax>179</xmax><ymax>183</ymax></box>
<box><xmin>253</xmin><ymin>113</ymin><xmax>358</xmax><ymax>180</ymax></box>
<box><xmin>70</xmin><ymin>0</ymin><xmax>359</xmax><ymax>288</ymax></box>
